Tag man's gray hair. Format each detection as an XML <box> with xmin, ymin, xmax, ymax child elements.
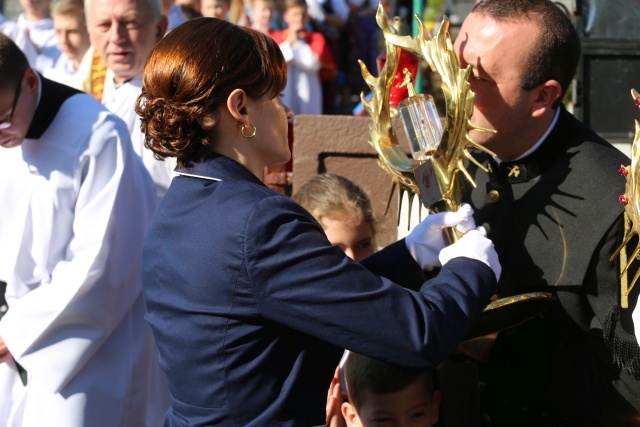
<box><xmin>85</xmin><ymin>0</ymin><xmax>163</xmax><ymax>24</ymax></box>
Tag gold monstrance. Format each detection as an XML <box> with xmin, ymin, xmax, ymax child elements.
<box><xmin>359</xmin><ymin>5</ymin><xmax>495</xmax><ymax>239</ymax></box>
<box><xmin>361</xmin><ymin>6</ymin><xmax>554</xmax><ymax>338</ymax></box>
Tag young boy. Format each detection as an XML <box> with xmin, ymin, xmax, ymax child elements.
<box><xmin>45</xmin><ymin>0</ymin><xmax>91</xmax><ymax>85</ymax></box>
<box><xmin>339</xmin><ymin>352</ymin><xmax>441</xmax><ymax>427</ymax></box>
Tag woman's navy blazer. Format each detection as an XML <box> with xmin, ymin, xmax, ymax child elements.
<box><xmin>141</xmin><ymin>153</ymin><xmax>496</xmax><ymax>426</ymax></box>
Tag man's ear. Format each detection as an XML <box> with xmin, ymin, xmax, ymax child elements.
<box><xmin>156</xmin><ymin>15</ymin><xmax>168</xmax><ymax>42</ymax></box>
<box><xmin>226</xmin><ymin>88</ymin><xmax>249</xmax><ymax>126</ymax></box>
<box><xmin>24</xmin><ymin>67</ymin><xmax>39</xmax><ymax>95</ymax></box>
<box><xmin>341</xmin><ymin>401</ymin><xmax>362</xmax><ymax>427</ymax></box>
<box><xmin>530</xmin><ymin>79</ymin><xmax>562</xmax><ymax>118</ymax></box>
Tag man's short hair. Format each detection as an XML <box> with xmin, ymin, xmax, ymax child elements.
<box><xmin>344</xmin><ymin>352</ymin><xmax>437</xmax><ymax>411</ymax></box>
<box><xmin>0</xmin><ymin>34</ymin><xmax>29</xmax><ymax>91</ymax></box>
<box><xmin>473</xmin><ymin>0</ymin><xmax>580</xmax><ymax>108</ymax></box>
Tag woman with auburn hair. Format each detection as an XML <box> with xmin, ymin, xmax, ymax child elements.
<box><xmin>136</xmin><ymin>17</ymin><xmax>500</xmax><ymax>426</ymax></box>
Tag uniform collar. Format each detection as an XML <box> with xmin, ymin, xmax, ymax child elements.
<box><xmin>487</xmin><ymin>107</ymin><xmax>574</xmax><ymax>184</ymax></box>
<box><xmin>177</xmin><ymin>153</ymin><xmax>267</xmax><ymax>186</ymax></box>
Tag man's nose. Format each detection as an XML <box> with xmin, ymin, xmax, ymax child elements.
<box><xmin>107</xmin><ymin>22</ymin><xmax>128</xmax><ymax>43</ymax></box>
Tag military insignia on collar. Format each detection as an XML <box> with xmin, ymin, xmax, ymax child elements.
<box><xmin>507</xmin><ymin>165</ymin><xmax>521</xmax><ymax>178</ymax></box>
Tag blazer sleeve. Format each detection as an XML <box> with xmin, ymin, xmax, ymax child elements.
<box><xmin>243</xmin><ymin>195</ymin><xmax>496</xmax><ymax>370</ymax></box>
<box><xmin>361</xmin><ymin>239</ymin><xmax>431</xmax><ymax>291</ymax></box>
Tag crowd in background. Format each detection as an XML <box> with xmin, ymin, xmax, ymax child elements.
<box><xmin>0</xmin><ymin>0</ymin><xmax>456</xmax><ymax>116</ymax></box>
<box><xmin>2</xmin><ymin>0</ymin><xmax>640</xmax><ymax>426</ymax></box>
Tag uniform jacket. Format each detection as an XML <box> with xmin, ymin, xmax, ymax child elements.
<box><xmin>463</xmin><ymin>107</ymin><xmax>640</xmax><ymax>420</ymax></box>
<box><xmin>141</xmin><ymin>153</ymin><xmax>497</xmax><ymax>426</ymax></box>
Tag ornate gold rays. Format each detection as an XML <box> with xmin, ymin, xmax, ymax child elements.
<box><xmin>610</xmin><ymin>89</ymin><xmax>640</xmax><ymax>303</ymax></box>
<box><xmin>360</xmin><ymin>5</ymin><xmax>495</xmax><ymax>218</ymax></box>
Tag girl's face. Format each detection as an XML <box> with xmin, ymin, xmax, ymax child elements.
<box><xmin>202</xmin><ymin>0</ymin><xmax>230</xmax><ymax>19</ymax></box>
<box><xmin>321</xmin><ymin>215</ymin><xmax>375</xmax><ymax>262</ymax></box>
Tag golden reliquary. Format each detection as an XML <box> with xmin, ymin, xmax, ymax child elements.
<box><xmin>358</xmin><ymin>4</ymin><xmax>496</xmax><ymax>240</ymax></box>
<box><xmin>359</xmin><ymin>5</ymin><xmax>554</xmax><ymax>339</ymax></box>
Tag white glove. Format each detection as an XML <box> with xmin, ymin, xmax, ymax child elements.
<box><xmin>405</xmin><ymin>204</ymin><xmax>477</xmax><ymax>271</ymax></box>
<box><xmin>439</xmin><ymin>227</ymin><xmax>501</xmax><ymax>281</ymax></box>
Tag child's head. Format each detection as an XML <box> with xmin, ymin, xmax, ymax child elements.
<box><xmin>52</xmin><ymin>0</ymin><xmax>90</xmax><ymax>64</ymax></box>
<box><xmin>293</xmin><ymin>173</ymin><xmax>376</xmax><ymax>262</ymax></box>
<box><xmin>201</xmin><ymin>0</ymin><xmax>230</xmax><ymax>19</ymax></box>
<box><xmin>249</xmin><ymin>0</ymin><xmax>274</xmax><ymax>32</ymax></box>
<box><xmin>342</xmin><ymin>353</ymin><xmax>441</xmax><ymax>427</ymax></box>
<box><xmin>281</xmin><ymin>0</ymin><xmax>308</xmax><ymax>31</ymax></box>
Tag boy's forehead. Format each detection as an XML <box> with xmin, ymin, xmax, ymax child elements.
<box><xmin>359</xmin><ymin>375</ymin><xmax>433</xmax><ymax>407</ymax></box>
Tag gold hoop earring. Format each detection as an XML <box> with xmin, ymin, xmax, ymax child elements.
<box><xmin>240</xmin><ymin>123</ymin><xmax>257</xmax><ymax>138</ymax></box>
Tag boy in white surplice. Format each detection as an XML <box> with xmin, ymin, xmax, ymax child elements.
<box><xmin>0</xmin><ymin>34</ymin><xmax>169</xmax><ymax>427</ymax></box>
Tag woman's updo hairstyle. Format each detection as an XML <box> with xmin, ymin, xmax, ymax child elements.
<box><xmin>136</xmin><ymin>18</ymin><xmax>287</xmax><ymax>168</ymax></box>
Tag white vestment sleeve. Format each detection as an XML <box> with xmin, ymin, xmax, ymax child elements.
<box><xmin>0</xmin><ymin>117</ymin><xmax>156</xmax><ymax>394</ymax></box>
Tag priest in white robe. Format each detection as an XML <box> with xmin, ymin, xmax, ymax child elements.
<box><xmin>0</xmin><ymin>34</ymin><xmax>169</xmax><ymax>427</ymax></box>
<box><xmin>101</xmin><ymin>71</ymin><xmax>176</xmax><ymax>199</ymax></box>
<box><xmin>85</xmin><ymin>0</ymin><xmax>176</xmax><ymax>199</ymax></box>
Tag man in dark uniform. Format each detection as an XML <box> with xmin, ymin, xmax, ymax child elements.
<box><xmin>452</xmin><ymin>0</ymin><xmax>640</xmax><ymax>425</ymax></box>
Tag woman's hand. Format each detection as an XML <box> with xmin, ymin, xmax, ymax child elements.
<box><xmin>326</xmin><ymin>366</ymin><xmax>347</xmax><ymax>427</ymax></box>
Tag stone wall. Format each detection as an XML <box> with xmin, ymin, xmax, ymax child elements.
<box><xmin>292</xmin><ymin>114</ymin><xmax>403</xmax><ymax>248</ymax></box>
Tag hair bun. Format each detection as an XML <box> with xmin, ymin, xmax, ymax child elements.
<box><xmin>137</xmin><ymin>91</ymin><xmax>212</xmax><ymax>162</ymax></box>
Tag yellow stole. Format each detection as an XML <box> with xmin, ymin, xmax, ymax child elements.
<box><xmin>90</xmin><ymin>50</ymin><xmax>107</xmax><ymax>102</ymax></box>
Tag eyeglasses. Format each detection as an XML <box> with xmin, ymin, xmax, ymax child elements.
<box><xmin>0</xmin><ymin>77</ymin><xmax>23</xmax><ymax>131</ymax></box>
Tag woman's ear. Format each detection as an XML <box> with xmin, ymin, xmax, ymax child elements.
<box><xmin>226</xmin><ymin>89</ymin><xmax>250</xmax><ymax>126</ymax></box>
